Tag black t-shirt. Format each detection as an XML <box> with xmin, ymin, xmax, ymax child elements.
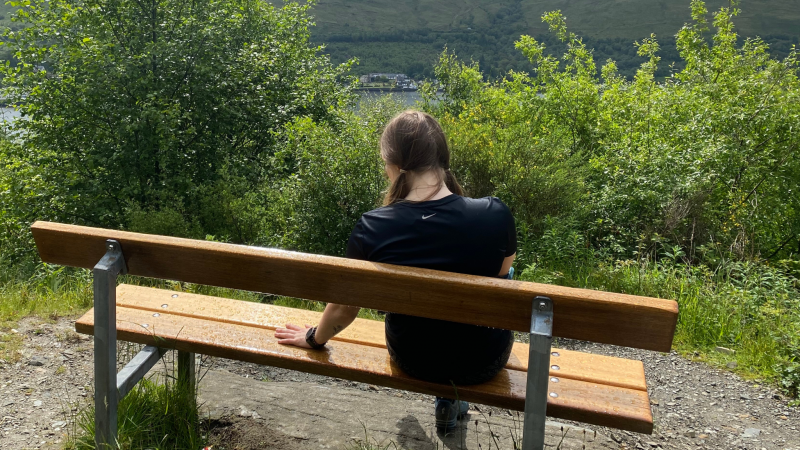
<box><xmin>346</xmin><ymin>194</ymin><xmax>516</xmax><ymax>383</ymax></box>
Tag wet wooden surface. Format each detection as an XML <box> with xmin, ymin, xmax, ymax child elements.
<box><xmin>115</xmin><ymin>284</ymin><xmax>647</xmax><ymax>391</ymax></box>
<box><xmin>75</xmin><ymin>305</ymin><xmax>654</xmax><ymax>433</ymax></box>
<box><xmin>33</xmin><ymin>222</ymin><xmax>678</xmax><ymax>351</ymax></box>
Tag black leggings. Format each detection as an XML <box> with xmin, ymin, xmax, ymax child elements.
<box><xmin>387</xmin><ymin>332</ymin><xmax>514</xmax><ymax>386</ymax></box>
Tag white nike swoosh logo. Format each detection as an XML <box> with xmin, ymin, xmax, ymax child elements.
<box><xmin>422</xmin><ymin>214</ymin><xmax>436</xmax><ymax>219</ymax></box>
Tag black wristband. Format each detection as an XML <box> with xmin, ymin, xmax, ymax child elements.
<box><xmin>305</xmin><ymin>326</ymin><xmax>326</xmax><ymax>349</ymax></box>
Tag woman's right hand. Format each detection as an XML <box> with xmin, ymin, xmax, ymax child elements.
<box><xmin>275</xmin><ymin>323</ymin><xmax>314</xmax><ymax>348</ymax></box>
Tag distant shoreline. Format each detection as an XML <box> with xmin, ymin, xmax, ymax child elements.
<box><xmin>355</xmin><ymin>87</ymin><xmax>418</xmax><ymax>92</ymax></box>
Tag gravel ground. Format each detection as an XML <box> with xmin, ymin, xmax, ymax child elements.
<box><xmin>1</xmin><ymin>316</ymin><xmax>799</xmax><ymax>450</ymax></box>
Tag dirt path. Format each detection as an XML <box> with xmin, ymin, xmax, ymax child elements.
<box><xmin>1</xmin><ymin>316</ymin><xmax>799</xmax><ymax>449</ymax></box>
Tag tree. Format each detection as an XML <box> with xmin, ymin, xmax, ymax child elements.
<box><xmin>1</xmin><ymin>0</ymin><xmax>354</xmax><ymax>228</ymax></box>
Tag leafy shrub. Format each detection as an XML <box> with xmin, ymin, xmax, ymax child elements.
<box><xmin>125</xmin><ymin>205</ymin><xmax>204</xmax><ymax>240</ymax></box>
<box><xmin>0</xmin><ymin>0</ymin><xmax>354</xmax><ymax>233</ymax></box>
<box><xmin>778</xmin><ymin>361</ymin><xmax>800</xmax><ymax>399</ymax></box>
<box><xmin>425</xmin><ymin>1</ymin><xmax>800</xmax><ymax>264</ymax></box>
<box><xmin>268</xmin><ymin>97</ymin><xmax>403</xmax><ymax>255</ymax></box>
<box><xmin>422</xmin><ymin>53</ymin><xmax>587</xmax><ymax>246</ymax></box>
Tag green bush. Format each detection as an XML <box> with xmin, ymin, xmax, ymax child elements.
<box><xmin>0</xmin><ymin>0</ymin><xmax>354</xmax><ymax>245</ymax></box>
<box><xmin>267</xmin><ymin>97</ymin><xmax>403</xmax><ymax>255</ymax></box>
<box><xmin>126</xmin><ymin>206</ymin><xmax>204</xmax><ymax>240</ymax></box>
<box><xmin>424</xmin><ymin>1</ymin><xmax>800</xmax><ymax>262</ymax></box>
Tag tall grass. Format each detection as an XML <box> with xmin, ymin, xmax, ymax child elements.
<box><xmin>0</xmin><ymin>263</ymin><xmax>93</xmax><ymax>326</ymax></box>
<box><xmin>66</xmin><ymin>369</ymin><xmax>203</xmax><ymax>450</ymax></box>
<box><xmin>520</xmin><ymin>257</ymin><xmax>800</xmax><ymax>383</ymax></box>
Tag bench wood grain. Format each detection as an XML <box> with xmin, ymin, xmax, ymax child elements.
<box><xmin>33</xmin><ymin>221</ymin><xmax>678</xmax><ymax>351</ymax></box>
<box><xmin>74</xmin><ymin>304</ymin><xmax>654</xmax><ymax>433</ymax></box>
<box><xmin>113</xmin><ymin>284</ymin><xmax>647</xmax><ymax>391</ymax></box>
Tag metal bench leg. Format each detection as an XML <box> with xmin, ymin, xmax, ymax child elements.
<box><xmin>93</xmin><ymin>240</ymin><xmax>127</xmax><ymax>450</ymax></box>
<box><xmin>178</xmin><ymin>351</ymin><xmax>196</xmax><ymax>394</ymax></box>
<box><xmin>522</xmin><ymin>296</ymin><xmax>554</xmax><ymax>450</ymax></box>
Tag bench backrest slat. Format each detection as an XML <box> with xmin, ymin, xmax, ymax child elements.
<box><xmin>32</xmin><ymin>221</ymin><xmax>678</xmax><ymax>352</ymax></box>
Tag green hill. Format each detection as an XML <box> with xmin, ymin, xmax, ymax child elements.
<box><xmin>309</xmin><ymin>0</ymin><xmax>800</xmax><ymax>79</ymax></box>
<box><xmin>1</xmin><ymin>1</ymin><xmax>796</xmax><ymax>79</ymax></box>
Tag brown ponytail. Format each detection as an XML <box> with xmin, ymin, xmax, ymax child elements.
<box><xmin>380</xmin><ymin>110</ymin><xmax>464</xmax><ymax>206</ymax></box>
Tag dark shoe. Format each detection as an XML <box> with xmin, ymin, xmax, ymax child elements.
<box><xmin>434</xmin><ymin>398</ymin><xmax>469</xmax><ymax>430</ymax></box>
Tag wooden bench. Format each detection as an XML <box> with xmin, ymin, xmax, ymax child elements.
<box><xmin>31</xmin><ymin>221</ymin><xmax>679</xmax><ymax>450</ymax></box>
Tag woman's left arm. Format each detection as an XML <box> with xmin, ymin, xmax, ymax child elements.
<box><xmin>499</xmin><ymin>253</ymin><xmax>516</xmax><ymax>277</ymax></box>
<box><xmin>275</xmin><ymin>303</ymin><xmax>361</xmax><ymax>348</ymax></box>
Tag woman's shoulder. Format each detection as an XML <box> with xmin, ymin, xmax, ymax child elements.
<box><xmin>358</xmin><ymin>195</ymin><xmax>511</xmax><ymax>221</ymax></box>
<box><xmin>462</xmin><ymin>195</ymin><xmax>512</xmax><ymax>213</ymax></box>
<box><xmin>359</xmin><ymin>203</ymin><xmax>400</xmax><ymax>220</ymax></box>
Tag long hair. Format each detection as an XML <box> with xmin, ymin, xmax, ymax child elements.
<box><xmin>380</xmin><ymin>110</ymin><xmax>464</xmax><ymax>206</ymax></box>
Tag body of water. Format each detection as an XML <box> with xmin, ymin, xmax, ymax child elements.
<box><xmin>358</xmin><ymin>90</ymin><xmax>425</xmax><ymax>108</ymax></box>
<box><xmin>0</xmin><ymin>93</ymin><xmax>427</xmax><ymax>122</ymax></box>
<box><xmin>1</xmin><ymin>107</ymin><xmax>22</xmax><ymax>122</ymax></box>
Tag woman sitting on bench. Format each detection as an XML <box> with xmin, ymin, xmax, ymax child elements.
<box><xmin>276</xmin><ymin>110</ymin><xmax>517</xmax><ymax>431</ymax></box>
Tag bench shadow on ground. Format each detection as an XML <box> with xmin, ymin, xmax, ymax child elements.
<box><xmin>396</xmin><ymin>414</ymin><xmax>469</xmax><ymax>450</ymax></box>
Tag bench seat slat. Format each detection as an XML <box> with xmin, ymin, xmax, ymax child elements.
<box><xmin>115</xmin><ymin>284</ymin><xmax>647</xmax><ymax>391</ymax></box>
<box><xmin>33</xmin><ymin>221</ymin><xmax>678</xmax><ymax>351</ymax></box>
<box><xmin>75</xmin><ymin>305</ymin><xmax>654</xmax><ymax>433</ymax></box>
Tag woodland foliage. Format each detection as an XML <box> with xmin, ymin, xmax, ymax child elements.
<box><xmin>422</xmin><ymin>2</ymin><xmax>800</xmax><ymax>267</ymax></box>
<box><xmin>0</xmin><ymin>0</ymin><xmax>354</xmax><ymax>254</ymax></box>
<box><xmin>419</xmin><ymin>1</ymin><xmax>800</xmax><ymax>394</ymax></box>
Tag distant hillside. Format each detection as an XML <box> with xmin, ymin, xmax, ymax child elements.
<box><xmin>1</xmin><ymin>1</ymin><xmax>796</xmax><ymax>80</ymax></box>
<box><xmin>309</xmin><ymin>0</ymin><xmax>800</xmax><ymax>79</ymax></box>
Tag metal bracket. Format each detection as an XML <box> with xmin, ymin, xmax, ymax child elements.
<box><xmin>117</xmin><ymin>346</ymin><xmax>167</xmax><ymax>399</ymax></box>
<box><xmin>96</xmin><ymin>240</ymin><xmax>127</xmax><ymax>276</ymax></box>
<box><xmin>522</xmin><ymin>296</ymin><xmax>554</xmax><ymax>450</ymax></box>
<box><xmin>93</xmin><ymin>239</ymin><xmax>127</xmax><ymax>450</ymax></box>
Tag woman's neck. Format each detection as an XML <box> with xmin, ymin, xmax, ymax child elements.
<box><xmin>404</xmin><ymin>170</ymin><xmax>453</xmax><ymax>202</ymax></box>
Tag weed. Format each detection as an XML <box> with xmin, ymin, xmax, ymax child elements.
<box><xmin>0</xmin><ymin>264</ymin><xmax>93</xmax><ymax>326</ymax></box>
<box><xmin>57</xmin><ymin>329</ymin><xmax>84</xmax><ymax>344</ymax></box>
<box><xmin>66</xmin><ymin>349</ymin><xmax>205</xmax><ymax>450</ymax></box>
<box><xmin>345</xmin><ymin>422</ymin><xmax>400</xmax><ymax>450</ymax></box>
<box><xmin>0</xmin><ymin>331</ymin><xmax>22</xmax><ymax>363</ymax></box>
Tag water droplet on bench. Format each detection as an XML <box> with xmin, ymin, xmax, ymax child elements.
<box><xmin>549</xmin><ymin>392</ymin><xmax>558</xmax><ymax>398</ymax></box>
<box><xmin>152</xmin><ymin>313</ymin><xmax>160</xmax><ymax>317</ymax></box>
<box><xmin>141</xmin><ymin>324</ymin><xmax>148</xmax><ymax>328</ymax></box>
<box><xmin>551</xmin><ymin>365</ymin><xmax>560</xmax><ymax>370</ymax></box>
<box><xmin>551</xmin><ymin>377</ymin><xmax>559</xmax><ymax>383</ymax></box>
<box><xmin>551</xmin><ymin>352</ymin><xmax>560</xmax><ymax>357</ymax></box>
<box><xmin>161</xmin><ymin>304</ymin><xmax>168</xmax><ymax>308</ymax></box>
<box><xmin>171</xmin><ymin>294</ymin><xmax>179</xmax><ymax>298</ymax></box>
